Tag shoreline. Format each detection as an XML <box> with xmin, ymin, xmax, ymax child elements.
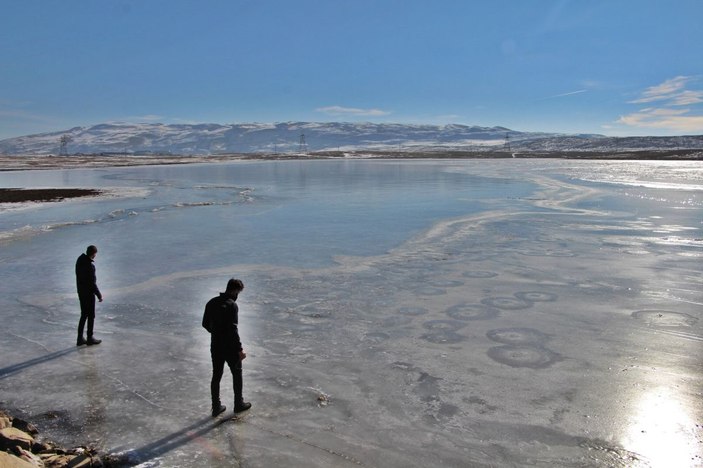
<box><xmin>0</xmin><ymin>148</ymin><xmax>701</xmax><ymax>172</ymax></box>
<box><xmin>1</xmin><ymin>150</ymin><xmax>700</xmax><ymax>204</ymax></box>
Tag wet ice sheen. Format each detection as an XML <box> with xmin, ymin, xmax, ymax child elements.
<box><xmin>1</xmin><ymin>159</ymin><xmax>701</xmax><ymax>468</ymax></box>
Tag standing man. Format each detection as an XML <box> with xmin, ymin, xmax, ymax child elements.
<box><xmin>202</xmin><ymin>278</ymin><xmax>251</xmax><ymax>417</ymax></box>
<box><xmin>75</xmin><ymin>245</ymin><xmax>103</xmax><ymax>346</ymax></box>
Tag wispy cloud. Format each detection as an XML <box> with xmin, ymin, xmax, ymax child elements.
<box><xmin>316</xmin><ymin>105</ymin><xmax>391</xmax><ymax>117</ymax></box>
<box><xmin>619</xmin><ymin>76</ymin><xmax>703</xmax><ymax>133</ymax></box>
<box><xmin>549</xmin><ymin>89</ymin><xmax>587</xmax><ymax>99</ymax></box>
<box><xmin>670</xmin><ymin>90</ymin><xmax>703</xmax><ymax>105</ymax></box>
<box><xmin>618</xmin><ymin>107</ymin><xmax>703</xmax><ymax>132</ymax></box>
<box><xmin>628</xmin><ymin>76</ymin><xmax>700</xmax><ymax>105</ymax></box>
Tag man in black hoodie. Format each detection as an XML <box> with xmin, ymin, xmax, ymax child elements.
<box><xmin>75</xmin><ymin>245</ymin><xmax>103</xmax><ymax>346</ymax></box>
<box><xmin>202</xmin><ymin>278</ymin><xmax>251</xmax><ymax>417</ymax></box>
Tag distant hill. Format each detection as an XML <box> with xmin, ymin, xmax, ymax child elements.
<box><xmin>0</xmin><ymin>121</ymin><xmax>701</xmax><ymax>155</ymax></box>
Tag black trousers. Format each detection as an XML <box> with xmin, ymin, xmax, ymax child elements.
<box><xmin>77</xmin><ymin>293</ymin><xmax>96</xmax><ymax>339</ymax></box>
<box><xmin>210</xmin><ymin>346</ymin><xmax>243</xmax><ymax>407</ymax></box>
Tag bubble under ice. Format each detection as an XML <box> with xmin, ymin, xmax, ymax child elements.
<box><xmin>1</xmin><ymin>159</ymin><xmax>701</xmax><ymax>468</ymax></box>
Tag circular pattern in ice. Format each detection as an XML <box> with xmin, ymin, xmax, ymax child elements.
<box><xmin>445</xmin><ymin>303</ymin><xmax>500</xmax><ymax>321</ymax></box>
<box><xmin>422</xmin><ymin>319</ymin><xmax>466</xmax><ymax>331</ymax></box>
<box><xmin>415</xmin><ymin>287</ymin><xmax>447</xmax><ymax>296</ymax></box>
<box><xmin>486</xmin><ymin>345</ymin><xmax>562</xmax><ymax>368</ymax></box>
<box><xmin>462</xmin><ymin>270</ymin><xmax>498</xmax><ymax>279</ymax></box>
<box><xmin>486</xmin><ymin>328</ymin><xmax>549</xmax><ymax>345</ymax></box>
<box><xmin>631</xmin><ymin>310</ymin><xmax>698</xmax><ymax>327</ymax></box>
<box><xmin>397</xmin><ymin>306</ymin><xmax>428</xmax><ymax>316</ymax></box>
<box><xmin>381</xmin><ymin>316</ymin><xmax>414</xmax><ymax>327</ymax></box>
<box><xmin>420</xmin><ymin>331</ymin><xmax>465</xmax><ymax>344</ymax></box>
<box><xmin>514</xmin><ymin>291</ymin><xmax>558</xmax><ymax>302</ymax></box>
<box><xmin>481</xmin><ymin>296</ymin><xmax>533</xmax><ymax>310</ymax></box>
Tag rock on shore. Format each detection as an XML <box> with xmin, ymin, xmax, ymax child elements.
<box><xmin>0</xmin><ymin>410</ymin><xmax>102</xmax><ymax>467</ymax></box>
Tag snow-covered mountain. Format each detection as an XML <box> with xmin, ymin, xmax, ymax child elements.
<box><xmin>0</xmin><ymin>121</ymin><xmax>700</xmax><ymax>155</ymax></box>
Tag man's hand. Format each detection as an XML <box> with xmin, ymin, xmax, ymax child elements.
<box><xmin>98</xmin><ymin>296</ymin><xmax>104</xmax><ymax>302</ymax></box>
<box><xmin>239</xmin><ymin>350</ymin><xmax>247</xmax><ymax>361</ymax></box>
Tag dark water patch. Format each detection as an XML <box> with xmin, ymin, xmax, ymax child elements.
<box><xmin>446</xmin><ymin>303</ymin><xmax>500</xmax><ymax>321</ymax></box>
<box><xmin>437</xmin><ymin>402</ymin><xmax>460</xmax><ymax>418</ymax></box>
<box><xmin>397</xmin><ymin>306</ymin><xmax>428</xmax><ymax>316</ymax></box>
<box><xmin>514</xmin><ymin>291</ymin><xmax>558</xmax><ymax>302</ymax></box>
<box><xmin>487</xmin><ymin>345</ymin><xmax>562</xmax><ymax>368</ymax></box>
<box><xmin>631</xmin><ymin>310</ymin><xmax>698</xmax><ymax>327</ymax></box>
<box><xmin>464</xmin><ymin>396</ymin><xmax>498</xmax><ymax>414</ymax></box>
<box><xmin>462</xmin><ymin>270</ymin><xmax>499</xmax><ymax>278</ymax></box>
<box><xmin>486</xmin><ymin>328</ymin><xmax>549</xmax><ymax>345</ymax></box>
<box><xmin>422</xmin><ymin>319</ymin><xmax>466</xmax><ymax>331</ymax></box>
<box><xmin>481</xmin><ymin>296</ymin><xmax>533</xmax><ymax>310</ymax></box>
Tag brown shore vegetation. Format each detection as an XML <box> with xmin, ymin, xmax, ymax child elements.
<box><xmin>0</xmin><ymin>188</ymin><xmax>102</xmax><ymax>204</ymax></box>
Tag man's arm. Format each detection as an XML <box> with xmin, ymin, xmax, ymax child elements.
<box><xmin>202</xmin><ymin>302</ymin><xmax>212</xmax><ymax>333</ymax></box>
<box><xmin>232</xmin><ymin>302</ymin><xmax>244</xmax><ymax>358</ymax></box>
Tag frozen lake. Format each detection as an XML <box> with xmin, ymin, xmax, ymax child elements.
<box><xmin>1</xmin><ymin>159</ymin><xmax>701</xmax><ymax>467</ymax></box>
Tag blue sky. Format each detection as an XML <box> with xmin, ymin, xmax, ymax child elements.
<box><xmin>1</xmin><ymin>0</ymin><xmax>702</xmax><ymax>139</ymax></box>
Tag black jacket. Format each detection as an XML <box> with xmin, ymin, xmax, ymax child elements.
<box><xmin>75</xmin><ymin>253</ymin><xmax>102</xmax><ymax>299</ymax></box>
<box><xmin>202</xmin><ymin>293</ymin><xmax>242</xmax><ymax>350</ymax></box>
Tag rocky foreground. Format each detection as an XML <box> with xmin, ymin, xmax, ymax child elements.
<box><xmin>0</xmin><ymin>410</ymin><xmax>103</xmax><ymax>467</ymax></box>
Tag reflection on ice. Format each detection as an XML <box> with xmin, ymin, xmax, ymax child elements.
<box><xmin>623</xmin><ymin>388</ymin><xmax>699</xmax><ymax>468</ymax></box>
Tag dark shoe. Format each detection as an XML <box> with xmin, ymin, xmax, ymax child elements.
<box><xmin>212</xmin><ymin>404</ymin><xmax>226</xmax><ymax>417</ymax></box>
<box><xmin>76</xmin><ymin>338</ymin><xmax>87</xmax><ymax>346</ymax></box>
<box><xmin>234</xmin><ymin>402</ymin><xmax>251</xmax><ymax>413</ymax></box>
<box><xmin>86</xmin><ymin>338</ymin><xmax>102</xmax><ymax>346</ymax></box>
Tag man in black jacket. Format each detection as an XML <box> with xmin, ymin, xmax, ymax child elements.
<box><xmin>202</xmin><ymin>278</ymin><xmax>251</xmax><ymax>417</ymax></box>
<box><xmin>75</xmin><ymin>245</ymin><xmax>103</xmax><ymax>346</ymax></box>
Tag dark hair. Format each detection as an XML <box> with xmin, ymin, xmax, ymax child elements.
<box><xmin>226</xmin><ymin>278</ymin><xmax>244</xmax><ymax>293</ymax></box>
<box><xmin>86</xmin><ymin>245</ymin><xmax>98</xmax><ymax>255</ymax></box>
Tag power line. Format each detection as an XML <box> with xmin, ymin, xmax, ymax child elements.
<box><xmin>299</xmin><ymin>133</ymin><xmax>308</xmax><ymax>155</ymax></box>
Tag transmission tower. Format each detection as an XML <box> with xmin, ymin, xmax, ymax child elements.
<box><xmin>59</xmin><ymin>135</ymin><xmax>72</xmax><ymax>155</ymax></box>
<box><xmin>504</xmin><ymin>133</ymin><xmax>511</xmax><ymax>153</ymax></box>
<box><xmin>298</xmin><ymin>133</ymin><xmax>308</xmax><ymax>154</ymax></box>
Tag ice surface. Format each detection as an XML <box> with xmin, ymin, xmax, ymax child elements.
<box><xmin>0</xmin><ymin>159</ymin><xmax>701</xmax><ymax>467</ymax></box>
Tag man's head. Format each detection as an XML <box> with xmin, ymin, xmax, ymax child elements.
<box><xmin>226</xmin><ymin>278</ymin><xmax>244</xmax><ymax>297</ymax></box>
<box><xmin>86</xmin><ymin>245</ymin><xmax>98</xmax><ymax>259</ymax></box>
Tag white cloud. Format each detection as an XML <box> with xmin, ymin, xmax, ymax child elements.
<box><xmin>671</xmin><ymin>90</ymin><xmax>703</xmax><ymax>105</ymax></box>
<box><xmin>619</xmin><ymin>76</ymin><xmax>703</xmax><ymax>133</ymax></box>
<box><xmin>629</xmin><ymin>76</ymin><xmax>695</xmax><ymax>104</ymax></box>
<box><xmin>618</xmin><ymin>107</ymin><xmax>703</xmax><ymax>132</ymax></box>
<box><xmin>316</xmin><ymin>105</ymin><xmax>391</xmax><ymax>117</ymax></box>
